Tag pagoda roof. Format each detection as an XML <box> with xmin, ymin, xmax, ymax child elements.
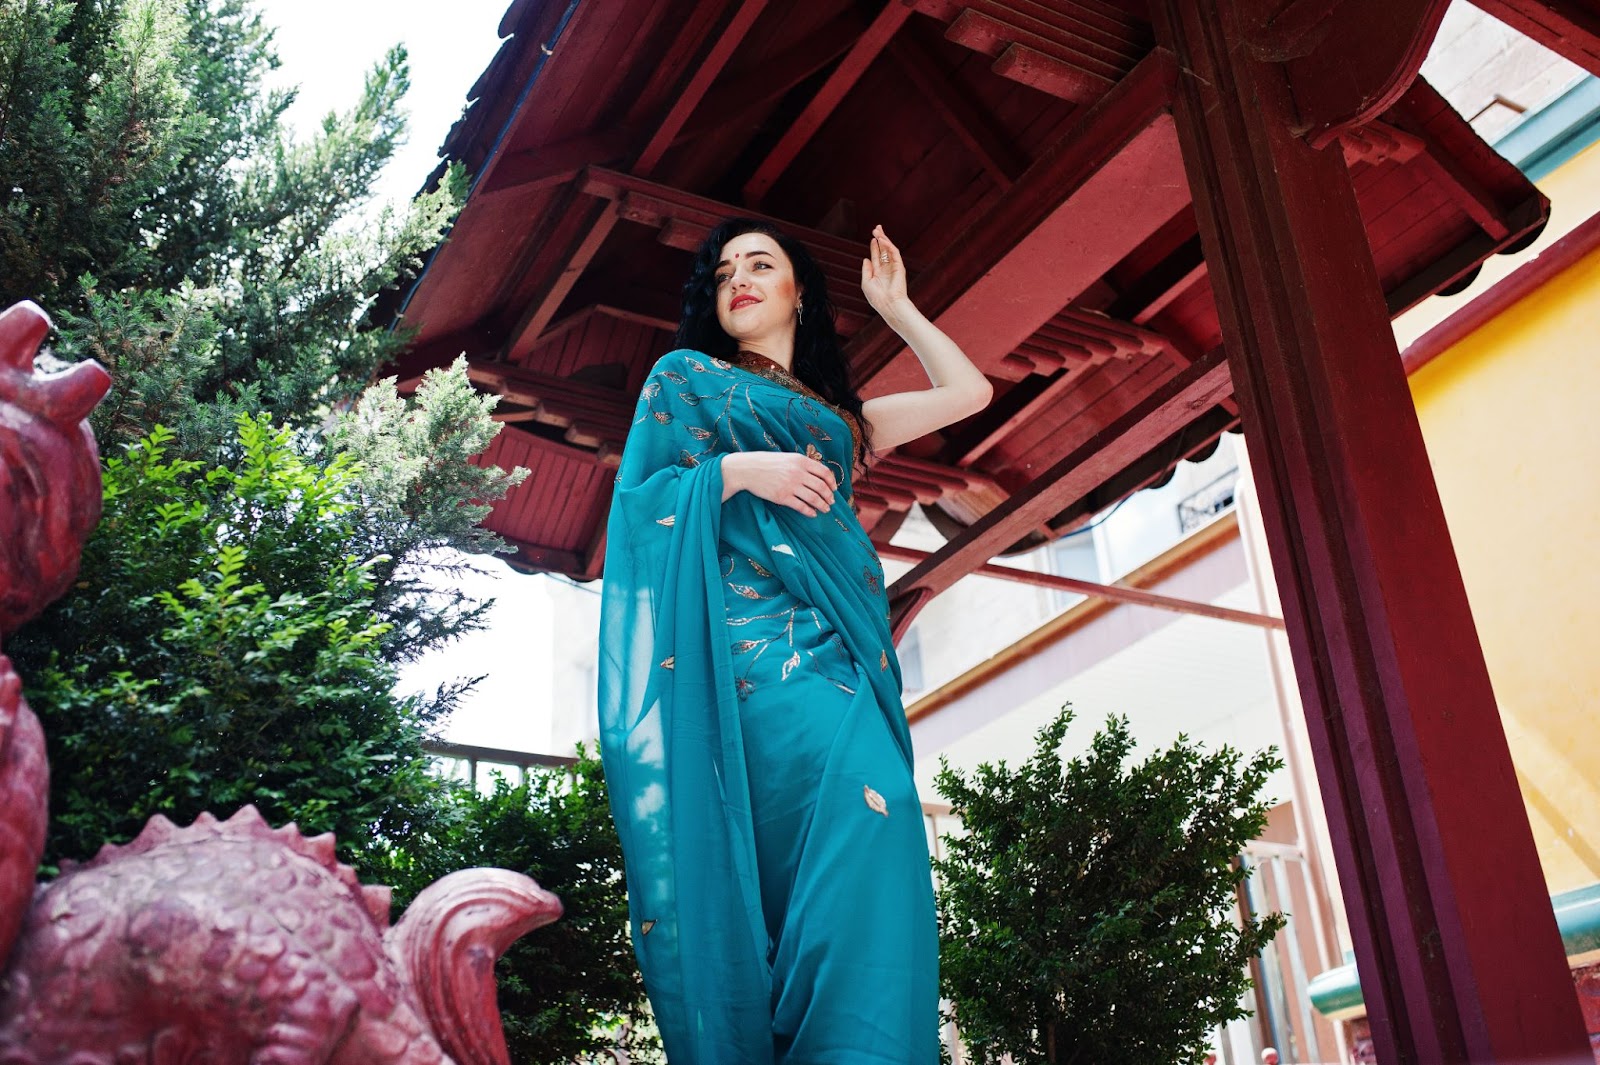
<box><xmin>390</xmin><ymin>0</ymin><xmax>1546</xmax><ymax>579</ymax></box>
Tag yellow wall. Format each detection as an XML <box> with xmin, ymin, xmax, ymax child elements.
<box><xmin>1407</xmin><ymin>139</ymin><xmax>1600</xmax><ymax>894</ymax></box>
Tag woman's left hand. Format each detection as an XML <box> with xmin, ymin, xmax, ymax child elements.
<box><xmin>861</xmin><ymin>224</ymin><xmax>910</xmax><ymax>321</ymax></box>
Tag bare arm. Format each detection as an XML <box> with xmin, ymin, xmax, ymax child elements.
<box><xmin>858</xmin><ymin>226</ymin><xmax>993</xmax><ymax>453</ymax></box>
<box><xmin>721</xmin><ymin>451</ymin><xmax>838</xmax><ymax>516</ymax></box>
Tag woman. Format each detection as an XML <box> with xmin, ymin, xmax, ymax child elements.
<box><xmin>598</xmin><ymin>219</ymin><xmax>991</xmax><ymax>1064</ymax></box>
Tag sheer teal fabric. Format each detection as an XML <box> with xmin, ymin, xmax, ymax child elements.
<box><xmin>598</xmin><ymin>350</ymin><xmax>938</xmax><ymax>1063</ymax></box>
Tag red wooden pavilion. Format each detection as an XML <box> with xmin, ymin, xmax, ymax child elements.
<box><xmin>389</xmin><ymin>0</ymin><xmax>1600</xmax><ymax>1060</ymax></box>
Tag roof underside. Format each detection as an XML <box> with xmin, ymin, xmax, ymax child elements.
<box><xmin>389</xmin><ymin>0</ymin><xmax>1548</xmax><ymax>581</ymax></box>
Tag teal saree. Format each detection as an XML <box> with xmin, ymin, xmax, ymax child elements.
<box><xmin>598</xmin><ymin>350</ymin><xmax>939</xmax><ymax>1064</ymax></box>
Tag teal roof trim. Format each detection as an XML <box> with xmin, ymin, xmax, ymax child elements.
<box><xmin>1309</xmin><ymin>881</ymin><xmax>1600</xmax><ymax>1018</ymax></box>
<box><xmin>1493</xmin><ymin>75</ymin><xmax>1600</xmax><ymax>183</ymax></box>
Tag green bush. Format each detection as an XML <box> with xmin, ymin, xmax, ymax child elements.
<box><xmin>934</xmin><ymin>707</ymin><xmax>1286</xmax><ymax>1065</ymax></box>
<box><xmin>11</xmin><ymin>415</ymin><xmax>443</xmax><ymax>869</ymax></box>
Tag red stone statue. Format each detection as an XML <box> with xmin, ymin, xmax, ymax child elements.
<box><xmin>0</xmin><ymin>301</ymin><xmax>562</xmax><ymax>1064</ymax></box>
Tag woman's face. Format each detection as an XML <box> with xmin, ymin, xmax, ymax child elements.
<box><xmin>713</xmin><ymin>231</ymin><xmax>801</xmax><ymax>344</ymax></box>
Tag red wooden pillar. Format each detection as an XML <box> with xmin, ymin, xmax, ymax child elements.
<box><xmin>1149</xmin><ymin>2</ymin><xmax>1591</xmax><ymax>1062</ymax></box>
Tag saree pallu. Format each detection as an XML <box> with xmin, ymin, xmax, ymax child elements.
<box><xmin>598</xmin><ymin>350</ymin><xmax>939</xmax><ymax>1064</ymax></box>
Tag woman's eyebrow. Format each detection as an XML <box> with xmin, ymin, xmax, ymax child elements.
<box><xmin>714</xmin><ymin>250</ymin><xmax>776</xmax><ymax>268</ymax></box>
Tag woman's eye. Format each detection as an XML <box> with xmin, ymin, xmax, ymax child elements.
<box><xmin>715</xmin><ymin>274</ymin><xmax>730</xmax><ymax>285</ymax></box>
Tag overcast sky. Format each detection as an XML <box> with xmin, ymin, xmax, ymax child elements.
<box><xmin>253</xmin><ymin>0</ymin><xmax>561</xmax><ymax>754</ymax></box>
<box><xmin>255</xmin><ymin>0</ymin><xmax>512</xmax><ymax>209</ymax></box>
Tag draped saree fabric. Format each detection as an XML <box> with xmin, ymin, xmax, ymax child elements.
<box><xmin>598</xmin><ymin>350</ymin><xmax>938</xmax><ymax>1064</ymax></box>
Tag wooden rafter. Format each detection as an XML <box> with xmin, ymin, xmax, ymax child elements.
<box><xmin>579</xmin><ymin>167</ymin><xmax>886</xmax><ymax>326</ymax></box>
<box><xmin>468</xmin><ymin>360</ymin><xmax>633</xmax><ymax>460</ymax></box>
<box><xmin>886</xmin><ymin>35</ymin><xmax>1028</xmax><ymax>188</ymax></box>
<box><xmin>887</xmin><ymin>345</ymin><xmax>1231</xmax><ymax>637</ymax></box>
<box><xmin>741</xmin><ymin>0</ymin><xmax>916</xmax><ymax>206</ymax></box>
<box><xmin>499</xmin><ymin>0</ymin><xmax>767</xmax><ymax>361</ymax></box>
<box><xmin>678</xmin><ymin>9</ymin><xmax>864</xmax><ymax>142</ymax></box>
<box><xmin>913</xmin><ymin>0</ymin><xmax>1147</xmax><ymax>100</ymax></box>
<box><xmin>478</xmin><ymin>128</ymin><xmax>633</xmax><ymax>197</ymax></box>
<box><xmin>913</xmin><ymin>0</ymin><xmax>1146</xmax><ymax>61</ymax></box>
<box><xmin>849</xmin><ymin>50</ymin><xmax>1184</xmax><ymax>395</ymax></box>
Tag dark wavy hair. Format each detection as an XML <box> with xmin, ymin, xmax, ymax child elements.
<box><xmin>675</xmin><ymin>218</ymin><xmax>869</xmax><ymax>467</ymax></box>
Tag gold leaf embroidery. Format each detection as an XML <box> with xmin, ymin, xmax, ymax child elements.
<box><xmin>662</xmin><ymin>370</ymin><xmax>688</xmax><ymax>384</ymax></box>
<box><xmin>678</xmin><ymin>450</ymin><xmax>699</xmax><ymax>468</ymax></box>
<box><xmin>686</xmin><ymin>357</ymin><xmax>707</xmax><ymax>372</ymax></box>
<box><xmin>643</xmin><ymin>382</ymin><xmax>661</xmax><ymax>398</ymax></box>
<box><xmin>806</xmin><ymin>424</ymin><xmax>832</xmax><ymax>441</ymax></box>
<box><xmin>653</xmin><ymin>410</ymin><xmax>673</xmax><ymax>424</ymax></box>
<box><xmin>656</xmin><ymin>515</ymin><xmax>676</xmax><ymax>527</ymax></box>
<box><xmin>678</xmin><ymin>391</ymin><xmax>701</xmax><ymax>406</ymax></box>
<box><xmin>805</xmin><ymin>443</ymin><xmax>824</xmax><ymax>461</ymax></box>
<box><xmin>748</xmin><ymin>558</ymin><xmax>773</xmax><ymax>578</ymax></box>
<box><xmin>688</xmin><ymin>426</ymin><xmax>714</xmax><ymax>439</ymax></box>
<box><xmin>880</xmin><ymin>649</ymin><xmax>889</xmax><ymax>671</ymax></box>
<box><xmin>660</xmin><ymin>656</ymin><xmax>675</xmax><ymax>670</ymax></box>
<box><xmin>711</xmin><ymin>357</ymin><xmax>731</xmax><ymax>369</ymax></box>
<box><xmin>863</xmin><ymin>785</ymin><xmax>889</xmax><ymax>818</ymax></box>
<box><xmin>781</xmin><ymin>651</ymin><xmax>801</xmax><ymax>681</ymax></box>
<box><xmin>729</xmin><ymin>583</ymin><xmax>768</xmax><ymax>600</ymax></box>
<box><xmin>641</xmin><ymin>919</ymin><xmax>657</xmax><ymax>935</ymax></box>
<box><xmin>731</xmin><ymin>639</ymin><xmax>761</xmax><ymax>654</ymax></box>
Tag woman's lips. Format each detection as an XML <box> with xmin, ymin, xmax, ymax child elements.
<box><xmin>730</xmin><ymin>295</ymin><xmax>760</xmax><ymax>310</ymax></box>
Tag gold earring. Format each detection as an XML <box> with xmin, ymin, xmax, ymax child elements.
<box><xmin>796</xmin><ymin>301</ymin><xmax>804</xmax><ymax>326</ymax></box>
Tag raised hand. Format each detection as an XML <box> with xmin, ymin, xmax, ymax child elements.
<box><xmin>860</xmin><ymin>224</ymin><xmax>909</xmax><ymax>320</ymax></box>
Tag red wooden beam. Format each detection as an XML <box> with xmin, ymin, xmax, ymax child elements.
<box><xmin>911</xmin><ymin>0</ymin><xmax>1146</xmax><ymax>62</ymax></box>
<box><xmin>851</xmin><ymin>49</ymin><xmax>1184</xmax><ymax>397</ymax></box>
<box><xmin>886</xmin><ymin>37</ymin><xmax>1028</xmax><ymax>188</ymax></box>
<box><xmin>633</xmin><ymin>0</ymin><xmax>769</xmax><ymax>176</ymax></box>
<box><xmin>876</xmin><ymin>541</ymin><xmax>1284</xmax><ymax>629</ymax></box>
<box><xmin>478</xmin><ymin>128</ymin><xmax>633</xmax><ymax>197</ymax></box>
<box><xmin>1469</xmin><ymin>0</ymin><xmax>1600</xmax><ymax>76</ymax></box>
<box><xmin>1402</xmin><ymin>205</ymin><xmax>1600</xmax><ymax>375</ymax></box>
<box><xmin>497</xmin><ymin>198</ymin><xmax>622</xmax><ymax>361</ymax></box>
<box><xmin>886</xmin><ymin>345</ymin><xmax>1231</xmax><ymax>636</ymax></box>
<box><xmin>946</xmin><ymin>10</ymin><xmax>1119</xmax><ymax>92</ymax></box>
<box><xmin>1250</xmin><ymin>0</ymin><xmax>1450</xmax><ymax>148</ymax></box>
<box><xmin>498</xmin><ymin>0</ymin><xmax>766</xmax><ymax>360</ymax></box>
<box><xmin>741</xmin><ymin>0</ymin><xmax>915</xmax><ymax>206</ymax></box>
<box><xmin>678</xmin><ymin>9</ymin><xmax>864</xmax><ymax>142</ymax></box>
<box><xmin>1153</xmin><ymin>0</ymin><xmax>1591</xmax><ymax>1061</ymax></box>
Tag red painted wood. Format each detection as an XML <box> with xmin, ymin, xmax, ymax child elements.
<box><xmin>479</xmin><ymin>129</ymin><xmax>632</xmax><ymax>196</ymax></box>
<box><xmin>886</xmin><ymin>346</ymin><xmax>1230</xmax><ymax>629</ymax></box>
<box><xmin>945</xmin><ymin>9</ymin><xmax>1120</xmax><ymax>84</ymax></box>
<box><xmin>1252</xmin><ymin>0</ymin><xmax>1450</xmax><ymax>149</ymax></box>
<box><xmin>850</xmin><ymin>49</ymin><xmax>1183</xmax><ymax>395</ymax></box>
<box><xmin>1403</xmin><ymin>206</ymin><xmax>1600</xmax><ymax>375</ymax></box>
<box><xmin>635</xmin><ymin>0</ymin><xmax>769</xmax><ymax>176</ymax></box>
<box><xmin>988</xmin><ymin>42</ymin><xmax>1112</xmax><ymax>101</ymax></box>
<box><xmin>887</xmin><ymin>38</ymin><xmax>1027</xmax><ymax>188</ymax></box>
<box><xmin>1153</xmin><ymin>1</ymin><xmax>1592</xmax><ymax>1061</ymax></box>
<box><xmin>1470</xmin><ymin>0</ymin><xmax>1600</xmax><ymax>76</ymax></box>
<box><xmin>741</xmin><ymin>0</ymin><xmax>914</xmax><ymax>206</ymax></box>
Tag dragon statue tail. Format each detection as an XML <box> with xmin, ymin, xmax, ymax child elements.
<box><xmin>386</xmin><ymin>867</ymin><xmax>564</xmax><ymax>1065</ymax></box>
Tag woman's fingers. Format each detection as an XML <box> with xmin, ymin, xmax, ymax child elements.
<box><xmin>804</xmin><ymin>457</ymin><xmax>837</xmax><ymax>492</ymax></box>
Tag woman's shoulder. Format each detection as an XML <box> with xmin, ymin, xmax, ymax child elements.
<box><xmin>647</xmin><ymin>348</ymin><xmax>731</xmax><ymax>378</ymax></box>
